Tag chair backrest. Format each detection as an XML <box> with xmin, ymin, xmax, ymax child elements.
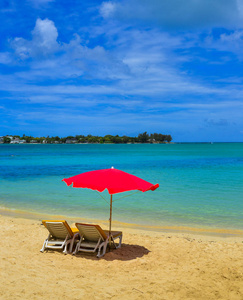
<box><xmin>42</xmin><ymin>220</ymin><xmax>73</xmax><ymax>239</ymax></box>
<box><xmin>75</xmin><ymin>223</ymin><xmax>107</xmax><ymax>242</ymax></box>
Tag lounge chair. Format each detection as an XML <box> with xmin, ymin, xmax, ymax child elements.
<box><xmin>73</xmin><ymin>223</ymin><xmax>123</xmax><ymax>258</ymax></box>
<box><xmin>40</xmin><ymin>220</ymin><xmax>79</xmax><ymax>254</ymax></box>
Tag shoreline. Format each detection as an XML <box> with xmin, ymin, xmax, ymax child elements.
<box><xmin>1</xmin><ymin>206</ymin><xmax>243</xmax><ymax>241</ymax></box>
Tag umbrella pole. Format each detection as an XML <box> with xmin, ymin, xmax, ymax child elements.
<box><xmin>109</xmin><ymin>194</ymin><xmax>113</xmax><ymax>248</ymax></box>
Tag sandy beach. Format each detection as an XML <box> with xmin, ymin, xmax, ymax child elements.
<box><xmin>0</xmin><ymin>214</ymin><xmax>243</xmax><ymax>300</ymax></box>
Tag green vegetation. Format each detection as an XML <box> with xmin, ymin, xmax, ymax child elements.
<box><xmin>3</xmin><ymin>136</ymin><xmax>11</xmax><ymax>143</ymax></box>
<box><xmin>1</xmin><ymin>132</ymin><xmax>172</xmax><ymax>144</ymax></box>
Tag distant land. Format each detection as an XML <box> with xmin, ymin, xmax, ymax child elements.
<box><xmin>0</xmin><ymin>132</ymin><xmax>172</xmax><ymax>144</ymax></box>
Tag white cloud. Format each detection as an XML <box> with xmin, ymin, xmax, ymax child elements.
<box><xmin>203</xmin><ymin>29</ymin><xmax>243</xmax><ymax>60</ymax></box>
<box><xmin>11</xmin><ymin>18</ymin><xmax>59</xmax><ymax>58</ymax></box>
<box><xmin>100</xmin><ymin>2</ymin><xmax>116</xmax><ymax>18</ymax></box>
<box><xmin>204</xmin><ymin>118</ymin><xmax>229</xmax><ymax>127</ymax></box>
<box><xmin>32</xmin><ymin>18</ymin><xmax>58</xmax><ymax>50</ymax></box>
<box><xmin>9</xmin><ymin>20</ymin><xmax>129</xmax><ymax>80</ymax></box>
<box><xmin>220</xmin><ymin>30</ymin><xmax>243</xmax><ymax>42</ymax></box>
<box><xmin>100</xmin><ymin>0</ymin><xmax>243</xmax><ymax>29</ymax></box>
<box><xmin>3</xmin><ymin>19</ymin><xmax>242</xmax><ymax>104</ymax></box>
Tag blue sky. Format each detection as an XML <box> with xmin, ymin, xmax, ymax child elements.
<box><xmin>0</xmin><ymin>0</ymin><xmax>243</xmax><ymax>142</ymax></box>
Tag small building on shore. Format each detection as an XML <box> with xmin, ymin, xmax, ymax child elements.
<box><xmin>66</xmin><ymin>139</ymin><xmax>78</xmax><ymax>144</ymax></box>
<box><xmin>10</xmin><ymin>138</ymin><xmax>20</xmax><ymax>144</ymax></box>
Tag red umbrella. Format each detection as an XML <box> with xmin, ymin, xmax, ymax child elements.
<box><xmin>62</xmin><ymin>167</ymin><xmax>159</xmax><ymax>234</ymax></box>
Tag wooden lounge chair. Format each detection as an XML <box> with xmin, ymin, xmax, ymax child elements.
<box><xmin>73</xmin><ymin>223</ymin><xmax>123</xmax><ymax>258</ymax></box>
<box><xmin>40</xmin><ymin>220</ymin><xmax>79</xmax><ymax>254</ymax></box>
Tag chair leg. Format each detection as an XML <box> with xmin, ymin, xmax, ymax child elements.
<box><xmin>72</xmin><ymin>239</ymin><xmax>81</xmax><ymax>255</ymax></box>
<box><xmin>40</xmin><ymin>239</ymin><xmax>47</xmax><ymax>252</ymax></box>
<box><xmin>97</xmin><ymin>240</ymin><xmax>108</xmax><ymax>258</ymax></box>
<box><xmin>111</xmin><ymin>234</ymin><xmax>122</xmax><ymax>249</ymax></box>
<box><xmin>61</xmin><ymin>236</ymin><xmax>70</xmax><ymax>254</ymax></box>
<box><xmin>117</xmin><ymin>235</ymin><xmax>122</xmax><ymax>248</ymax></box>
<box><xmin>69</xmin><ymin>233</ymin><xmax>80</xmax><ymax>254</ymax></box>
<box><xmin>63</xmin><ymin>240</ymin><xmax>70</xmax><ymax>255</ymax></box>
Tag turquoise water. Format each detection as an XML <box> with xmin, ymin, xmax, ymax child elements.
<box><xmin>0</xmin><ymin>143</ymin><xmax>242</xmax><ymax>230</ymax></box>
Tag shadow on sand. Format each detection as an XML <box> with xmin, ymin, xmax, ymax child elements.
<box><xmin>73</xmin><ymin>243</ymin><xmax>150</xmax><ymax>261</ymax></box>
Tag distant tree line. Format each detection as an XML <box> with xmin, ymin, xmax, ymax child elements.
<box><xmin>1</xmin><ymin>132</ymin><xmax>172</xmax><ymax>144</ymax></box>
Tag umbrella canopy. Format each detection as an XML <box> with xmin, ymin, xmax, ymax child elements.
<box><xmin>62</xmin><ymin>167</ymin><xmax>159</xmax><ymax>194</ymax></box>
<box><xmin>62</xmin><ymin>167</ymin><xmax>159</xmax><ymax>239</ymax></box>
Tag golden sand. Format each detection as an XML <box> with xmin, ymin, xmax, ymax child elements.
<box><xmin>0</xmin><ymin>214</ymin><xmax>243</xmax><ymax>300</ymax></box>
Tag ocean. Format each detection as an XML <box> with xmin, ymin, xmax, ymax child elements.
<box><xmin>0</xmin><ymin>143</ymin><xmax>242</xmax><ymax>231</ymax></box>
